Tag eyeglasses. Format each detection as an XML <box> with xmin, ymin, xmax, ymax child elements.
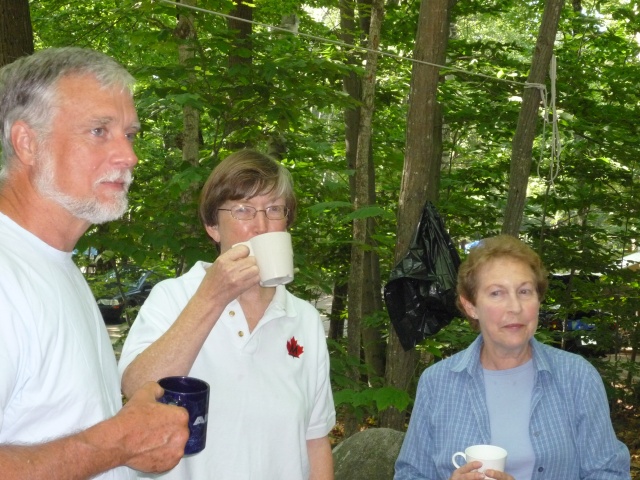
<box><xmin>218</xmin><ymin>204</ymin><xmax>289</xmax><ymax>221</ymax></box>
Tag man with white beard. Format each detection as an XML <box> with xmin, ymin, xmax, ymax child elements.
<box><xmin>0</xmin><ymin>47</ymin><xmax>189</xmax><ymax>480</ymax></box>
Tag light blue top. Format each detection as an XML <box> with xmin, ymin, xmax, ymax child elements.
<box><xmin>394</xmin><ymin>336</ymin><xmax>631</xmax><ymax>480</ymax></box>
<box><xmin>484</xmin><ymin>359</ymin><xmax>535</xmax><ymax>478</ymax></box>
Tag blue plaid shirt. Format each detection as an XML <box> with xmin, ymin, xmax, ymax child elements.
<box><xmin>395</xmin><ymin>336</ymin><xmax>631</xmax><ymax>480</ymax></box>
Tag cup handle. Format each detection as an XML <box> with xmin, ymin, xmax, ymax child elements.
<box><xmin>452</xmin><ymin>452</ymin><xmax>466</xmax><ymax>469</ymax></box>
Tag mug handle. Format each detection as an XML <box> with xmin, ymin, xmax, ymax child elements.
<box><xmin>452</xmin><ymin>452</ymin><xmax>466</xmax><ymax>469</ymax></box>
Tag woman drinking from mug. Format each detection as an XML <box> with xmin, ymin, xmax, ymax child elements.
<box><xmin>394</xmin><ymin>235</ymin><xmax>630</xmax><ymax>480</ymax></box>
<box><xmin>119</xmin><ymin>150</ymin><xmax>335</xmax><ymax>480</ymax></box>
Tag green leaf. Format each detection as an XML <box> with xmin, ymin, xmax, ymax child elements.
<box><xmin>373</xmin><ymin>387</ymin><xmax>412</xmax><ymax>412</ymax></box>
<box><xmin>307</xmin><ymin>201</ymin><xmax>353</xmax><ymax>215</ymax></box>
<box><xmin>340</xmin><ymin>206</ymin><xmax>390</xmax><ymax>223</ymax></box>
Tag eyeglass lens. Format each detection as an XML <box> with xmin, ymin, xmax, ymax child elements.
<box><xmin>222</xmin><ymin>205</ymin><xmax>288</xmax><ymax>220</ymax></box>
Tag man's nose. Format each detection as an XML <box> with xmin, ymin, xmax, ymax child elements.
<box><xmin>112</xmin><ymin>135</ymin><xmax>138</xmax><ymax>168</ymax></box>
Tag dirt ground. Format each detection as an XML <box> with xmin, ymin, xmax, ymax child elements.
<box><xmin>604</xmin><ymin>350</ymin><xmax>640</xmax><ymax>478</ymax></box>
<box><xmin>612</xmin><ymin>407</ymin><xmax>640</xmax><ymax>479</ymax></box>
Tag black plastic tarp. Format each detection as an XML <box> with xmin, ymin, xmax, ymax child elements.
<box><xmin>384</xmin><ymin>201</ymin><xmax>461</xmax><ymax>351</ymax></box>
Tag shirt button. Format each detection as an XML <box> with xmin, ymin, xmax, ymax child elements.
<box><xmin>537</xmin><ymin>467</ymin><xmax>544</xmax><ymax>472</ymax></box>
<box><xmin>238</xmin><ymin>331</ymin><xmax>244</xmax><ymax>337</ymax></box>
<box><xmin>229</xmin><ymin>310</ymin><xmax>236</xmax><ymax>317</ymax></box>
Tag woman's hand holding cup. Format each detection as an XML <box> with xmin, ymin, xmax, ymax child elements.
<box><xmin>482</xmin><ymin>470</ymin><xmax>515</xmax><ymax>480</ymax></box>
<box><xmin>451</xmin><ymin>445</ymin><xmax>509</xmax><ymax>480</ymax></box>
<box><xmin>450</xmin><ymin>460</ymin><xmax>486</xmax><ymax>480</ymax></box>
<box><xmin>198</xmin><ymin>243</ymin><xmax>260</xmax><ymax>303</ymax></box>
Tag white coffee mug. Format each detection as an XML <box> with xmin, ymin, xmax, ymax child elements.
<box><xmin>234</xmin><ymin>231</ymin><xmax>294</xmax><ymax>287</ymax></box>
<box><xmin>452</xmin><ymin>444</ymin><xmax>507</xmax><ymax>477</ymax></box>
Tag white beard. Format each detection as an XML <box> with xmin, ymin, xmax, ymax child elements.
<box><xmin>34</xmin><ymin>150</ymin><xmax>132</xmax><ymax>225</ymax></box>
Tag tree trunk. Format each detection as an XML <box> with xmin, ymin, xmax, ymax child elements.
<box><xmin>175</xmin><ymin>0</ymin><xmax>201</xmax><ymax>276</ymax></box>
<box><xmin>226</xmin><ymin>0</ymin><xmax>253</xmax><ymax>150</ymax></box>
<box><xmin>358</xmin><ymin>0</ymin><xmax>372</xmax><ymax>37</ymax></box>
<box><xmin>362</xmin><ymin>245</ymin><xmax>385</xmax><ymax>382</ymax></box>
<box><xmin>341</xmin><ymin>0</ymin><xmax>387</xmax><ymax>388</ymax></box>
<box><xmin>0</xmin><ymin>0</ymin><xmax>33</xmax><ymax>67</ymax></box>
<box><xmin>338</xmin><ymin>0</ymin><xmax>361</xmax><ymax>353</ymax></box>
<box><xmin>227</xmin><ymin>0</ymin><xmax>252</xmax><ymax>70</ymax></box>
<box><xmin>380</xmin><ymin>0</ymin><xmax>454</xmax><ymax>431</ymax></box>
<box><xmin>430</xmin><ymin>102</ymin><xmax>444</xmax><ymax>199</ymax></box>
<box><xmin>340</xmin><ymin>0</ymin><xmax>386</xmax><ymax>366</ymax></box>
<box><xmin>502</xmin><ymin>0</ymin><xmax>565</xmax><ymax>236</ymax></box>
<box><xmin>177</xmin><ymin>1</ymin><xmax>199</xmax><ymax>169</ymax></box>
<box><xmin>340</xmin><ymin>0</ymin><xmax>362</xmax><ymax>191</ymax></box>
<box><xmin>345</xmin><ymin>0</ymin><xmax>385</xmax><ymax>438</ymax></box>
<box><xmin>328</xmin><ymin>281</ymin><xmax>347</xmax><ymax>340</ymax></box>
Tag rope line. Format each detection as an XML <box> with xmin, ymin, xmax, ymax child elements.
<box><xmin>537</xmin><ymin>55</ymin><xmax>562</xmax><ymax>187</ymax></box>
<box><xmin>157</xmin><ymin>0</ymin><xmax>537</xmax><ymax>89</ymax></box>
<box><xmin>157</xmin><ymin>0</ymin><xmax>562</xmax><ymax>183</ymax></box>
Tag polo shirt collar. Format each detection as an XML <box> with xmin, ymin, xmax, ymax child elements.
<box><xmin>260</xmin><ymin>285</ymin><xmax>298</xmax><ymax>323</ymax></box>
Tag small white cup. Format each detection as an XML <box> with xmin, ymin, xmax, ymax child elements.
<box><xmin>234</xmin><ymin>231</ymin><xmax>294</xmax><ymax>287</ymax></box>
<box><xmin>452</xmin><ymin>444</ymin><xmax>507</xmax><ymax>477</ymax></box>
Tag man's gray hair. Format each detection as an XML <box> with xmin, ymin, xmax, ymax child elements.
<box><xmin>0</xmin><ymin>47</ymin><xmax>135</xmax><ymax>166</ymax></box>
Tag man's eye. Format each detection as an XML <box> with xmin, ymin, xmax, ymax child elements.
<box><xmin>268</xmin><ymin>206</ymin><xmax>283</xmax><ymax>213</ymax></box>
<box><xmin>126</xmin><ymin>132</ymin><xmax>138</xmax><ymax>142</ymax></box>
<box><xmin>92</xmin><ymin>127</ymin><xmax>106</xmax><ymax>137</ymax></box>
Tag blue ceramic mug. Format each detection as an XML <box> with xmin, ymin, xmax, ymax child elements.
<box><xmin>158</xmin><ymin>376</ymin><xmax>210</xmax><ymax>455</ymax></box>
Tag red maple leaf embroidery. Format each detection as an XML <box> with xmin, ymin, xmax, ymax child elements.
<box><xmin>287</xmin><ymin>336</ymin><xmax>304</xmax><ymax>358</ymax></box>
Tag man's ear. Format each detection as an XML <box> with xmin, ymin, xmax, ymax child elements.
<box><xmin>10</xmin><ymin>121</ymin><xmax>38</xmax><ymax>166</ymax></box>
<box><xmin>205</xmin><ymin>224</ymin><xmax>220</xmax><ymax>243</ymax></box>
<box><xmin>459</xmin><ymin>296</ymin><xmax>477</xmax><ymax>319</ymax></box>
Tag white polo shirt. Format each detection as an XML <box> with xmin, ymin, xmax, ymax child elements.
<box><xmin>119</xmin><ymin>261</ymin><xmax>336</xmax><ymax>480</ymax></box>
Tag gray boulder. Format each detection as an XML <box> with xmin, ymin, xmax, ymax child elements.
<box><xmin>333</xmin><ymin>428</ymin><xmax>405</xmax><ymax>480</ymax></box>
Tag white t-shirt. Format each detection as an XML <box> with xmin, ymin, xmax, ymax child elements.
<box><xmin>0</xmin><ymin>213</ymin><xmax>135</xmax><ymax>480</ymax></box>
<box><xmin>119</xmin><ymin>261</ymin><xmax>336</xmax><ymax>480</ymax></box>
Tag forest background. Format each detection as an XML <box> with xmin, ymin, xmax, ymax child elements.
<box><xmin>1</xmin><ymin>0</ymin><xmax>639</xmax><ymax>474</ymax></box>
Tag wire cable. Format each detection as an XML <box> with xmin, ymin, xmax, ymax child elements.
<box><xmin>157</xmin><ymin>0</ymin><xmax>561</xmax><ymax>182</ymax></box>
<box><xmin>157</xmin><ymin>0</ymin><xmax>543</xmax><ymax>89</ymax></box>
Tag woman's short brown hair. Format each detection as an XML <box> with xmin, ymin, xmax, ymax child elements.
<box><xmin>456</xmin><ymin>235</ymin><xmax>548</xmax><ymax>329</ymax></box>
<box><xmin>199</xmin><ymin>149</ymin><xmax>297</xmax><ymax>231</ymax></box>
